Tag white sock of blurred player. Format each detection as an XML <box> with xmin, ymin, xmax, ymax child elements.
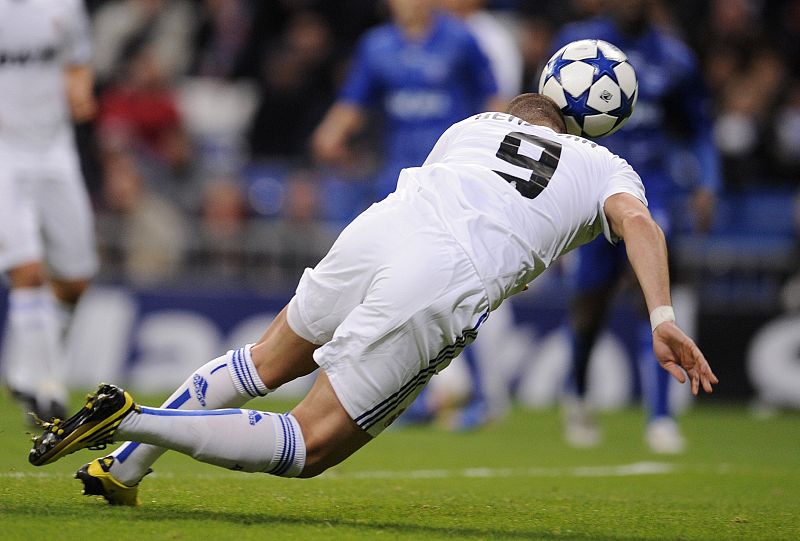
<box><xmin>108</xmin><ymin>345</ymin><xmax>276</xmax><ymax>485</ymax></box>
<box><xmin>3</xmin><ymin>286</ymin><xmax>67</xmax><ymax>411</ymax></box>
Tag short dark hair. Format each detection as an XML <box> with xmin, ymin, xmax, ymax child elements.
<box><xmin>506</xmin><ymin>93</ymin><xmax>567</xmax><ymax>133</ymax></box>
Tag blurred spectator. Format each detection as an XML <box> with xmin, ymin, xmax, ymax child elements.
<box><xmin>98</xmin><ymin>149</ymin><xmax>190</xmax><ymax>286</ymax></box>
<box><xmin>92</xmin><ymin>0</ymin><xmax>196</xmax><ymax>84</ymax></box>
<box><xmin>195</xmin><ymin>176</ymin><xmax>249</xmax><ymax>280</ymax></box>
<box><xmin>178</xmin><ymin>77</ymin><xmax>259</xmax><ymax>177</ymax></box>
<box><xmin>247</xmin><ymin>169</ymin><xmax>337</xmax><ymax>288</ymax></box>
<box><xmin>248</xmin><ymin>11</ymin><xmax>336</xmax><ymax>161</ymax></box>
<box><xmin>191</xmin><ymin>0</ymin><xmax>259</xmax><ymax>80</ymax></box>
<box><xmin>713</xmin><ymin>48</ymin><xmax>788</xmax><ymax>188</ymax></box>
<box><xmin>98</xmin><ymin>45</ymin><xmax>192</xmax><ymax>177</ymax></box>
<box><xmin>706</xmin><ymin>0</ymin><xmax>762</xmax><ymax>55</ymax></box>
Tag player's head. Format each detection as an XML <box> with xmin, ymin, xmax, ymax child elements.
<box><xmin>607</xmin><ymin>0</ymin><xmax>654</xmax><ymax>35</ymax></box>
<box><xmin>506</xmin><ymin>93</ymin><xmax>567</xmax><ymax>134</ymax></box>
<box><xmin>440</xmin><ymin>0</ymin><xmax>484</xmax><ymax>17</ymax></box>
<box><xmin>387</xmin><ymin>0</ymin><xmax>436</xmax><ymax>27</ymax></box>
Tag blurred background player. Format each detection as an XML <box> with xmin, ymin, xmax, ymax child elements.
<box><xmin>0</xmin><ymin>0</ymin><xmax>99</xmax><ymax>421</ymax></box>
<box><xmin>311</xmin><ymin>0</ymin><xmax>504</xmax><ymax>429</ymax></box>
<box><xmin>551</xmin><ymin>0</ymin><xmax>721</xmax><ymax>453</ymax></box>
<box><xmin>311</xmin><ymin>0</ymin><xmax>503</xmax><ymax>204</ymax></box>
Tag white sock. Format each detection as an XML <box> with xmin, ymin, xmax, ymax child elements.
<box><xmin>2</xmin><ymin>286</ymin><xmax>66</xmax><ymax>406</ymax></box>
<box><xmin>109</xmin><ymin>345</ymin><xmax>270</xmax><ymax>485</ymax></box>
<box><xmin>116</xmin><ymin>408</ymin><xmax>306</xmax><ymax>476</ymax></box>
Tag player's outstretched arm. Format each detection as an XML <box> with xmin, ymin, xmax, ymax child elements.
<box><xmin>604</xmin><ymin>193</ymin><xmax>718</xmax><ymax>395</ymax></box>
<box><xmin>65</xmin><ymin>64</ymin><xmax>97</xmax><ymax>122</ymax></box>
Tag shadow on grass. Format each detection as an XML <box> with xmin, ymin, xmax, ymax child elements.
<box><xmin>3</xmin><ymin>500</ymin><xmax>661</xmax><ymax>541</ymax></box>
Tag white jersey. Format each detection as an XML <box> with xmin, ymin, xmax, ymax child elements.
<box><xmin>399</xmin><ymin>112</ymin><xmax>647</xmax><ymax>308</ymax></box>
<box><xmin>0</xmin><ymin>0</ymin><xmax>92</xmax><ymax>152</ymax></box>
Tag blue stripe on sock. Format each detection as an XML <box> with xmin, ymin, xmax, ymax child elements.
<box><xmin>115</xmin><ymin>442</ymin><xmax>140</xmax><ymax>463</ymax></box>
<box><xmin>274</xmin><ymin>415</ymin><xmax>295</xmax><ymax>476</ymax></box>
<box><xmin>166</xmin><ymin>389</ymin><xmax>192</xmax><ymax>409</ymax></box>
<box><xmin>268</xmin><ymin>414</ymin><xmax>290</xmax><ymax>475</ymax></box>
<box><xmin>231</xmin><ymin>349</ymin><xmax>256</xmax><ymax>397</ymax></box>
<box><xmin>237</xmin><ymin>347</ymin><xmax>261</xmax><ymax>397</ymax></box>
<box><xmin>239</xmin><ymin>349</ymin><xmax>260</xmax><ymax>397</ymax></box>
<box><xmin>210</xmin><ymin>362</ymin><xmax>227</xmax><ymax>375</ymax></box>
<box><xmin>139</xmin><ymin>406</ymin><xmax>244</xmax><ymax>417</ymax></box>
<box><xmin>283</xmin><ymin>415</ymin><xmax>294</xmax><ymax>475</ymax></box>
<box><xmin>118</xmin><ymin>389</ymin><xmax>192</xmax><ymax>462</ymax></box>
<box><xmin>276</xmin><ymin>414</ymin><xmax>291</xmax><ymax>474</ymax></box>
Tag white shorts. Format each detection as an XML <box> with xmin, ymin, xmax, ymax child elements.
<box><xmin>0</xmin><ymin>141</ymin><xmax>98</xmax><ymax>278</ymax></box>
<box><xmin>286</xmin><ymin>191</ymin><xmax>490</xmax><ymax>436</ymax></box>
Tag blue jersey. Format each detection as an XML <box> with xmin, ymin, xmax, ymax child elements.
<box><xmin>552</xmin><ymin>18</ymin><xmax>720</xmax><ymax>206</ymax></box>
<box><xmin>340</xmin><ymin>13</ymin><xmax>497</xmax><ymax>198</ymax></box>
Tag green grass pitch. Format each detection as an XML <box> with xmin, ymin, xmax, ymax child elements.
<box><xmin>1</xmin><ymin>389</ymin><xmax>798</xmax><ymax>540</ymax></box>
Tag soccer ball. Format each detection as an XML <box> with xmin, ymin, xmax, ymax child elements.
<box><xmin>538</xmin><ymin>39</ymin><xmax>638</xmax><ymax>139</ymax></box>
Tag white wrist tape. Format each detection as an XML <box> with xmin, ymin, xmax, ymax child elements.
<box><xmin>649</xmin><ymin>305</ymin><xmax>675</xmax><ymax>332</ymax></box>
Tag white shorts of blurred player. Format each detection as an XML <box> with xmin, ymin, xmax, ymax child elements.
<box><xmin>0</xmin><ymin>140</ymin><xmax>98</xmax><ymax>278</ymax></box>
<box><xmin>286</xmin><ymin>190</ymin><xmax>491</xmax><ymax>437</ymax></box>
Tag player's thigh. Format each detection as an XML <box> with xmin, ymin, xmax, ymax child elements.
<box><xmin>0</xmin><ymin>165</ymin><xmax>42</xmax><ymax>273</ymax></box>
<box><xmin>37</xmin><ymin>161</ymin><xmax>98</xmax><ymax>280</ymax></box>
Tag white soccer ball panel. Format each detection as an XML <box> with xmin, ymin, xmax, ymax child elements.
<box><xmin>587</xmin><ymin>75</ymin><xmax>621</xmax><ymax>113</ymax></box>
<box><xmin>541</xmin><ymin>77</ymin><xmax>568</xmax><ymax>108</ymax></box>
<box><xmin>564</xmin><ymin>115</ymin><xmax>583</xmax><ymax>136</ymax></box>
<box><xmin>559</xmin><ymin>61</ymin><xmax>595</xmax><ymax>97</ymax></box>
<box><xmin>583</xmin><ymin>114</ymin><xmax>619</xmax><ymax>138</ymax></box>
<box><xmin>613</xmin><ymin>62</ymin><xmax>637</xmax><ymax>98</ymax></box>
<box><xmin>597</xmin><ymin>40</ymin><xmax>627</xmax><ymax>62</ymax></box>
<box><xmin>538</xmin><ymin>67</ymin><xmax>548</xmax><ymax>93</ymax></box>
<box><xmin>561</xmin><ymin>39</ymin><xmax>598</xmax><ymax>61</ymax></box>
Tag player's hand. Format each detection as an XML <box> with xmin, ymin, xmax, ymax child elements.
<box><xmin>651</xmin><ymin>321</ymin><xmax>718</xmax><ymax>395</ymax></box>
<box><xmin>311</xmin><ymin>129</ymin><xmax>349</xmax><ymax>166</ymax></box>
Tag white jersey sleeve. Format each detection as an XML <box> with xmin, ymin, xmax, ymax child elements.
<box><xmin>597</xmin><ymin>151</ymin><xmax>646</xmax><ymax>244</ymax></box>
<box><xmin>61</xmin><ymin>0</ymin><xmax>93</xmax><ymax>66</ymax></box>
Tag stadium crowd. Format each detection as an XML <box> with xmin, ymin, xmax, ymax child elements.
<box><xmin>77</xmin><ymin>0</ymin><xmax>800</xmax><ymax>296</ymax></box>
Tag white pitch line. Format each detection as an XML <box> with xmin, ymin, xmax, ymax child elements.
<box><xmin>328</xmin><ymin>461</ymin><xmax>678</xmax><ymax>480</ymax></box>
<box><xmin>0</xmin><ymin>462</ymin><xmax>678</xmax><ymax>481</ymax></box>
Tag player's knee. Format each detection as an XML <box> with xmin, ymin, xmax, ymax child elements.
<box><xmin>51</xmin><ymin>278</ymin><xmax>91</xmax><ymax>306</ymax></box>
